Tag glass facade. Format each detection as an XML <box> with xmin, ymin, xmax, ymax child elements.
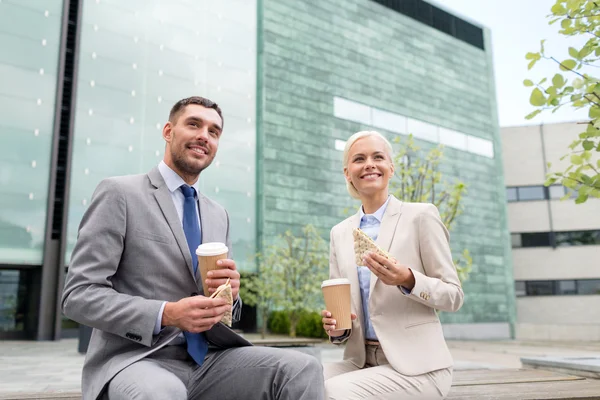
<box><xmin>0</xmin><ymin>0</ymin><xmax>63</xmax><ymax>265</ymax></box>
<box><xmin>65</xmin><ymin>0</ymin><xmax>258</xmax><ymax>271</ymax></box>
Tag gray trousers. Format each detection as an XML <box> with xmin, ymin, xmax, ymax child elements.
<box><xmin>107</xmin><ymin>346</ymin><xmax>324</xmax><ymax>400</ymax></box>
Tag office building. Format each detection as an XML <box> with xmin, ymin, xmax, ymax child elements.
<box><xmin>502</xmin><ymin>122</ymin><xmax>600</xmax><ymax>340</ymax></box>
<box><xmin>0</xmin><ymin>0</ymin><xmax>514</xmax><ymax>340</ymax></box>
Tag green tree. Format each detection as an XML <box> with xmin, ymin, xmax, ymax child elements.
<box><xmin>242</xmin><ymin>224</ymin><xmax>329</xmax><ymax>338</ymax></box>
<box><xmin>389</xmin><ymin>135</ymin><xmax>472</xmax><ymax>283</ymax></box>
<box><xmin>525</xmin><ymin>0</ymin><xmax>600</xmax><ymax>203</ymax></box>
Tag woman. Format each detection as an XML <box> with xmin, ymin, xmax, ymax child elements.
<box><xmin>321</xmin><ymin>130</ymin><xmax>464</xmax><ymax>399</ymax></box>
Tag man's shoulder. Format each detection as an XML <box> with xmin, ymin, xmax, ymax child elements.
<box><xmin>199</xmin><ymin>193</ymin><xmax>228</xmax><ymax>215</ymax></box>
<box><xmin>96</xmin><ymin>173</ymin><xmax>149</xmax><ymax>191</ymax></box>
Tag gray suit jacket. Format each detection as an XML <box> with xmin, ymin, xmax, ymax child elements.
<box><xmin>62</xmin><ymin>167</ymin><xmax>242</xmax><ymax>400</ymax></box>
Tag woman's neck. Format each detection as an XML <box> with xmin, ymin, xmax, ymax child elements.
<box><xmin>361</xmin><ymin>191</ymin><xmax>389</xmax><ymax>214</ymax></box>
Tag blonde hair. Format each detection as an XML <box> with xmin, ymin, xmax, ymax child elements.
<box><xmin>342</xmin><ymin>130</ymin><xmax>394</xmax><ymax>199</ymax></box>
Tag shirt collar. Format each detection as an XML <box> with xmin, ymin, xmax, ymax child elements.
<box><xmin>359</xmin><ymin>195</ymin><xmax>391</xmax><ymax>223</ymax></box>
<box><xmin>158</xmin><ymin>161</ymin><xmax>200</xmax><ymax>195</ymax></box>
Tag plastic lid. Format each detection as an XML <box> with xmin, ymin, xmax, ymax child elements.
<box><xmin>196</xmin><ymin>242</ymin><xmax>228</xmax><ymax>256</ymax></box>
<box><xmin>321</xmin><ymin>278</ymin><xmax>351</xmax><ymax>288</ymax></box>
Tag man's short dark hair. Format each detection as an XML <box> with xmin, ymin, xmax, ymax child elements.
<box><xmin>169</xmin><ymin>96</ymin><xmax>223</xmax><ymax>127</ymax></box>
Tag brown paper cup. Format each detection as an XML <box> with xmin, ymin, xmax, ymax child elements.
<box><xmin>321</xmin><ymin>278</ymin><xmax>352</xmax><ymax>330</ymax></box>
<box><xmin>196</xmin><ymin>242</ymin><xmax>229</xmax><ymax>296</ymax></box>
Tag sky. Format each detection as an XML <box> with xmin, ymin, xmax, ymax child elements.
<box><xmin>432</xmin><ymin>0</ymin><xmax>589</xmax><ymax>127</ymax></box>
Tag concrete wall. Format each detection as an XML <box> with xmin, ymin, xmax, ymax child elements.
<box><xmin>517</xmin><ymin>296</ymin><xmax>600</xmax><ymax>341</ymax></box>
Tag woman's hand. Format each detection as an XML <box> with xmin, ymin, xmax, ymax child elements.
<box><xmin>363</xmin><ymin>252</ymin><xmax>416</xmax><ymax>290</ymax></box>
<box><xmin>321</xmin><ymin>310</ymin><xmax>357</xmax><ymax>337</ymax></box>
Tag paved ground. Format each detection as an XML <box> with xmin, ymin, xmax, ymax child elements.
<box><xmin>2</xmin><ymin>337</ymin><xmax>600</xmax><ymax>395</ymax></box>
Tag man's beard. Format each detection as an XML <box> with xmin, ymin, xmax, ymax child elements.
<box><xmin>171</xmin><ymin>146</ymin><xmax>212</xmax><ymax>176</ymax></box>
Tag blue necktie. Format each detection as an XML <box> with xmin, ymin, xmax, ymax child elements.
<box><xmin>180</xmin><ymin>184</ymin><xmax>208</xmax><ymax>365</ymax></box>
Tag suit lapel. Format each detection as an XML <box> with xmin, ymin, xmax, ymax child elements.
<box><xmin>369</xmin><ymin>196</ymin><xmax>403</xmax><ymax>297</ymax></box>
<box><xmin>148</xmin><ymin>168</ymin><xmax>196</xmax><ymax>281</ymax></box>
<box><xmin>198</xmin><ymin>194</ymin><xmax>214</xmax><ymax>244</ymax></box>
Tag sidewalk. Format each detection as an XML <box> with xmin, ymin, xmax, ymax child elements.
<box><xmin>2</xmin><ymin>337</ymin><xmax>600</xmax><ymax>395</ymax></box>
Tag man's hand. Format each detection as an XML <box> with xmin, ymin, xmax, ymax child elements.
<box><xmin>321</xmin><ymin>310</ymin><xmax>357</xmax><ymax>337</ymax></box>
<box><xmin>363</xmin><ymin>252</ymin><xmax>416</xmax><ymax>290</ymax></box>
<box><xmin>205</xmin><ymin>258</ymin><xmax>240</xmax><ymax>300</ymax></box>
<box><xmin>162</xmin><ymin>296</ymin><xmax>230</xmax><ymax>333</ymax></box>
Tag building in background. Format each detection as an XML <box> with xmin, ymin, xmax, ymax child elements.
<box><xmin>0</xmin><ymin>0</ymin><xmax>514</xmax><ymax>341</ymax></box>
<box><xmin>502</xmin><ymin>122</ymin><xmax>600</xmax><ymax>341</ymax></box>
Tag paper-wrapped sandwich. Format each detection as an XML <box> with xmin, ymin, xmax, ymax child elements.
<box><xmin>209</xmin><ymin>278</ymin><xmax>233</xmax><ymax>326</ymax></box>
<box><xmin>353</xmin><ymin>228</ymin><xmax>391</xmax><ymax>266</ymax></box>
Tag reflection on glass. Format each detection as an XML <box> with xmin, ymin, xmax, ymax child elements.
<box><xmin>548</xmin><ymin>185</ymin><xmax>565</xmax><ymax>199</ymax></box>
<box><xmin>510</xmin><ymin>233</ymin><xmax>522</xmax><ymax>248</ymax></box>
<box><xmin>520</xmin><ymin>232</ymin><xmax>551</xmax><ymax>247</ymax></box>
<box><xmin>506</xmin><ymin>187</ymin><xmax>517</xmax><ymax>202</ymax></box>
<box><xmin>0</xmin><ymin>0</ymin><xmax>63</xmax><ymax>264</ymax></box>
<box><xmin>578</xmin><ymin>280</ymin><xmax>600</xmax><ymax>295</ymax></box>
<box><xmin>557</xmin><ymin>280</ymin><xmax>576</xmax><ymax>295</ymax></box>
<box><xmin>0</xmin><ymin>269</ymin><xmax>39</xmax><ymax>334</ymax></box>
<box><xmin>514</xmin><ymin>281</ymin><xmax>526</xmax><ymax>297</ymax></box>
<box><xmin>526</xmin><ymin>281</ymin><xmax>555</xmax><ymax>296</ymax></box>
<box><xmin>65</xmin><ymin>0</ymin><xmax>258</xmax><ymax>271</ymax></box>
<box><xmin>517</xmin><ymin>186</ymin><xmax>546</xmax><ymax>201</ymax></box>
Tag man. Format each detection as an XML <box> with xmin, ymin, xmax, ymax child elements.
<box><xmin>62</xmin><ymin>96</ymin><xmax>324</xmax><ymax>400</ymax></box>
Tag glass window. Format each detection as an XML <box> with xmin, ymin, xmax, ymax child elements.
<box><xmin>466</xmin><ymin>135</ymin><xmax>494</xmax><ymax>158</ymax></box>
<box><xmin>548</xmin><ymin>185</ymin><xmax>566</xmax><ymax>199</ymax></box>
<box><xmin>515</xmin><ymin>281</ymin><xmax>526</xmax><ymax>297</ymax></box>
<box><xmin>557</xmin><ymin>280</ymin><xmax>577</xmax><ymax>295</ymax></box>
<box><xmin>526</xmin><ymin>281</ymin><xmax>555</xmax><ymax>296</ymax></box>
<box><xmin>407</xmin><ymin>118</ymin><xmax>438</xmax><ymax>143</ymax></box>
<box><xmin>333</xmin><ymin>96</ymin><xmax>371</xmax><ymax>125</ymax></box>
<box><xmin>577</xmin><ymin>280</ymin><xmax>600</xmax><ymax>295</ymax></box>
<box><xmin>506</xmin><ymin>187</ymin><xmax>518</xmax><ymax>202</ymax></box>
<box><xmin>0</xmin><ymin>269</ymin><xmax>39</xmax><ymax>335</ymax></box>
<box><xmin>555</xmin><ymin>230</ymin><xmax>600</xmax><ymax>246</ymax></box>
<box><xmin>438</xmin><ymin>128</ymin><xmax>468</xmax><ymax>151</ymax></box>
<box><xmin>517</xmin><ymin>186</ymin><xmax>546</xmax><ymax>201</ymax></box>
<box><xmin>371</xmin><ymin>108</ymin><xmax>406</xmax><ymax>135</ymax></box>
<box><xmin>521</xmin><ymin>232</ymin><xmax>551</xmax><ymax>247</ymax></box>
<box><xmin>510</xmin><ymin>233</ymin><xmax>522</xmax><ymax>248</ymax></box>
<box><xmin>569</xmin><ymin>230</ymin><xmax>600</xmax><ymax>246</ymax></box>
<box><xmin>65</xmin><ymin>0</ymin><xmax>258</xmax><ymax>272</ymax></box>
<box><xmin>0</xmin><ymin>0</ymin><xmax>63</xmax><ymax>264</ymax></box>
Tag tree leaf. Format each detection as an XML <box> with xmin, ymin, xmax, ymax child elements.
<box><xmin>552</xmin><ymin>73</ymin><xmax>566</xmax><ymax>88</ymax></box>
<box><xmin>530</xmin><ymin>88</ymin><xmax>547</xmax><ymax>106</ymax></box>
<box><xmin>583</xmin><ymin>140</ymin><xmax>595</xmax><ymax>150</ymax></box>
<box><xmin>580</xmin><ymin>45</ymin><xmax>594</xmax><ymax>59</ymax></box>
<box><xmin>524</xmin><ymin>79</ymin><xmax>534</xmax><ymax>87</ymax></box>
<box><xmin>571</xmin><ymin>154</ymin><xmax>583</xmax><ymax>165</ymax></box>
<box><xmin>525</xmin><ymin>52</ymin><xmax>539</xmax><ymax>60</ymax></box>
<box><xmin>589</xmin><ymin>106</ymin><xmax>600</xmax><ymax>119</ymax></box>
<box><xmin>528</xmin><ymin>59</ymin><xmax>538</xmax><ymax>70</ymax></box>
<box><xmin>568</xmin><ymin>46</ymin><xmax>579</xmax><ymax>59</ymax></box>
<box><xmin>525</xmin><ymin>109</ymin><xmax>542</xmax><ymax>120</ymax></box>
<box><xmin>575</xmin><ymin>193</ymin><xmax>589</xmax><ymax>204</ymax></box>
<box><xmin>551</xmin><ymin>3</ymin><xmax>567</xmax><ymax>15</ymax></box>
<box><xmin>560</xmin><ymin>59</ymin><xmax>577</xmax><ymax>71</ymax></box>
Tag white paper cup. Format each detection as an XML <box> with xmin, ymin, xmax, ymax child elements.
<box><xmin>196</xmin><ymin>242</ymin><xmax>228</xmax><ymax>295</ymax></box>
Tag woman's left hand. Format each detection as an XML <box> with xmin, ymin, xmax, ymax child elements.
<box><xmin>363</xmin><ymin>252</ymin><xmax>415</xmax><ymax>290</ymax></box>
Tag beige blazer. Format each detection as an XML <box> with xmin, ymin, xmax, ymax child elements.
<box><xmin>329</xmin><ymin>195</ymin><xmax>464</xmax><ymax>376</ymax></box>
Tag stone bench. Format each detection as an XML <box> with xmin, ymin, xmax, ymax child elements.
<box><xmin>6</xmin><ymin>367</ymin><xmax>600</xmax><ymax>399</ymax></box>
<box><xmin>448</xmin><ymin>368</ymin><xmax>600</xmax><ymax>399</ymax></box>
<box><xmin>521</xmin><ymin>356</ymin><xmax>600</xmax><ymax>379</ymax></box>
<box><xmin>251</xmin><ymin>337</ymin><xmax>324</xmax><ymax>361</ymax></box>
